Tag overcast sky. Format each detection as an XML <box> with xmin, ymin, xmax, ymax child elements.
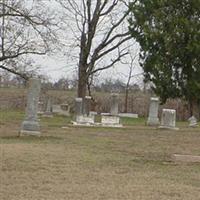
<box><xmin>31</xmin><ymin>0</ymin><xmax>143</xmax><ymax>85</ymax></box>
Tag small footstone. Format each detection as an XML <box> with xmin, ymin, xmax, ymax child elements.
<box><xmin>172</xmin><ymin>154</ymin><xmax>200</xmax><ymax>163</ymax></box>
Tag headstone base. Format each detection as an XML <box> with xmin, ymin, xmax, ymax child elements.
<box><xmin>20</xmin><ymin>130</ymin><xmax>41</xmax><ymax>136</ymax></box>
<box><xmin>21</xmin><ymin>120</ymin><xmax>40</xmax><ymax>133</ymax></box>
<box><xmin>147</xmin><ymin>117</ymin><xmax>160</xmax><ymax>126</ymax></box>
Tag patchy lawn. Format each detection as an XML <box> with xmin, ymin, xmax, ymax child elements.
<box><xmin>0</xmin><ymin>110</ymin><xmax>200</xmax><ymax>200</ymax></box>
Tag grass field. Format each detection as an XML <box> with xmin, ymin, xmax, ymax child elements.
<box><xmin>1</xmin><ymin>110</ymin><xmax>200</xmax><ymax>200</ymax></box>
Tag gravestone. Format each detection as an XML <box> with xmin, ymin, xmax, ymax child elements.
<box><xmin>101</xmin><ymin>114</ymin><xmax>122</xmax><ymax>127</ymax></box>
<box><xmin>110</xmin><ymin>93</ymin><xmax>119</xmax><ymax>115</ymax></box>
<box><xmin>83</xmin><ymin>96</ymin><xmax>92</xmax><ymax>116</ymax></box>
<box><xmin>100</xmin><ymin>93</ymin><xmax>121</xmax><ymax>127</ymax></box>
<box><xmin>73</xmin><ymin>97</ymin><xmax>94</xmax><ymax>125</ymax></box>
<box><xmin>188</xmin><ymin>116</ymin><xmax>198</xmax><ymax>127</ymax></box>
<box><xmin>43</xmin><ymin>98</ymin><xmax>53</xmax><ymax>117</ymax></box>
<box><xmin>159</xmin><ymin>109</ymin><xmax>179</xmax><ymax>130</ymax></box>
<box><xmin>75</xmin><ymin>98</ymin><xmax>83</xmax><ymax>116</ymax></box>
<box><xmin>37</xmin><ymin>101</ymin><xmax>44</xmax><ymax>114</ymax></box>
<box><xmin>60</xmin><ymin>104</ymin><xmax>70</xmax><ymax>116</ymax></box>
<box><xmin>52</xmin><ymin>104</ymin><xmax>70</xmax><ymax>116</ymax></box>
<box><xmin>20</xmin><ymin>78</ymin><xmax>41</xmax><ymax>136</ymax></box>
<box><xmin>147</xmin><ymin>97</ymin><xmax>160</xmax><ymax>126</ymax></box>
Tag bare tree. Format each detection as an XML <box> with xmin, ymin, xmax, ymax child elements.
<box><xmin>58</xmin><ymin>0</ymin><xmax>136</xmax><ymax>98</ymax></box>
<box><xmin>120</xmin><ymin>49</ymin><xmax>143</xmax><ymax>113</ymax></box>
<box><xmin>0</xmin><ymin>0</ymin><xmax>58</xmax><ymax>79</ymax></box>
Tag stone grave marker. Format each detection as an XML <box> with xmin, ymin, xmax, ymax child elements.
<box><xmin>159</xmin><ymin>109</ymin><xmax>179</xmax><ymax>130</ymax></box>
<box><xmin>110</xmin><ymin>93</ymin><xmax>119</xmax><ymax>116</ymax></box>
<box><xmin>75</xmin><ymin>98</ymin><xmax>83</xmax><ymax>116</ymax></box>
<box><xmin>20</xmin><ymin>78</ymin><xmax>41</xmax><ymax>136</ymax></box>
<box><xmin>147</xmin><ymin>97</ymin><xmax>160</xmax><ymax>126</ymax></box>
<box><xmin>43</xmin><ymin>98</ymin><xmax>53</xmax><ymax>117</ymax></box>
<box><xmin>188</xmin><ymin>116</ymin><xmax>198</xmax><ymax>127</ymax></box>
<box><xmin>83</xmin><ymin>96</ymin><xmax>91</xmax><ymax>116</ymax></box>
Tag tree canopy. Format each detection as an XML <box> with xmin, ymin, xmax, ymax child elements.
<box><xmin>129</xmin><ymin>0</ymin><xmax>200</xmax><ymax>107</ymax></box>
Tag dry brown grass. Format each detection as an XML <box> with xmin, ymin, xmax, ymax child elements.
<box><xmin>1</xmin><ymin>111</ymin><xmax>200</xmax><ymax>200</ymax></box>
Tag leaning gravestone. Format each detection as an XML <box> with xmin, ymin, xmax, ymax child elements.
<box><xmin>159</xmin><ymin>109</ymin><xmax>179</xmax><ymax>130</ymax></box>
<box><xmin>20</xmin><ymin>78</ymin><xmax>41</xmax><ymax>136</ymax></box>
<box><xmin>188</xmin><ymin>116</ymin><xmax>198</xmax><ymax>127</ymax></box>
<box><xmin>147</xmin><ymin>97</ymin><xmax>160</xmax><ymax>126</ymax></box>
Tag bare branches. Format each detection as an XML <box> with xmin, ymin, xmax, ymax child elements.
<box><xmin>58</xmin><ymin>0</ymin><xmax>135</xmax><ymax>97</ymax></box>
<box><xmin>0</xmin><ymin>0</ymin><xmax>57</xmax><ymax>78</ymax></box>
<box><xmin>0</xmin><ymin>64</ymin><xmax>28</xmax><ymax>80</ymax></box>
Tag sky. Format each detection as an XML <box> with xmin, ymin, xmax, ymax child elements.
<box><xmin>29</xmin><ymin>0</ymin><xmax>144</xmax><ymax>85</ymax></box>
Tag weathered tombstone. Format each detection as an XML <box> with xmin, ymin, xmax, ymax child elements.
<box><xmin>52</xmin><ymin>104</ymin><xmax>70</xmax><ymax>116</ymax></box>
<box><xmin>101</xmin><ymin>114</ymin><xmax>122</xmax><ymax>127</ymax></box>
<box><xmin>43</xmin><ymin>98</ymin><xmax>53</xmax><ymax>117</ymax></box>
<box><xmin>73</xmin><ymin>97</ymin><xmax>95</xmax><ymax>125</ymax></box>
<box><xmin>60</xmin><ymin>104</ymin><xmax>70</xmax><ymax>116</ymax></box>
<box><xmin>159</xmin><ymin>109</ymin><xmax>179</xmax><ymax>130</ymax></box>
<box><xmin>147</xmin><ymin>97</ymin><xmax>160</xmax><ymax>126</ymax></box>
<box><xmin>110</xmin><ymin>93</ymin><xmax>119</xmax><ymax>116</ymax></box>
<box><xmin>100</xmin><ymin>93</ymin><xmax>122</xmax><ymax>127</ymax></box>
<box><xmin>75</xmin><ymin>98</ymin><xmax>83</xmax><ymax>116</ymax></box>
<box><xmin>20</xmin><ymin>78</ymin><xmax>41</xmax><ymax>136</ymax></box>
<box><xmin>37</xmin><ymin>101</ymin><xmax>44</xmax><ymax>114</ymax></box>
<box><xmin>83</xmin><ymin>96</ymin><xmax>92</xmax><ymax>116</ymax></box>
<box><xmin>188</xmin><ymin>116</ymin><xmax>198</xmax><ymax>127</ymax></box>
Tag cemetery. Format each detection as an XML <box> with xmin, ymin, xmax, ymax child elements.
<box><xmin>1</xmin><ymin>79</ymin><xmax>200</xmax><ymax>200</ymax></box>
<box><xmin>0</xmin><ymin>0</ymin><xmax>200</xmax><ymax>199</ymax></box>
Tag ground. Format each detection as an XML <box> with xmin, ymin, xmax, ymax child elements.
<box><xmin>0</xmin><ymin>111</ymin><xmax>200</xmax><ymax>200</ymax></box>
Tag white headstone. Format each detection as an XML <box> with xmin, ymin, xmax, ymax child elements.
<box><xmin>101</xmin><ymin>113</ymin><xmax>122</xmax><ymax>127</ymax></box>
<box><xmin>188</xmin><ymin>116</ymin><xmax>198</xmax><ymax>127</ymax></box>
<box><xmin>159</xmin><ymin>109</ymin><xmax>179</xmax><ymax>130</ymax></box>
<box><xmin>147</xmin><ymin>97</ymin><xmax>160</xmax><ymax>126</ymax></box>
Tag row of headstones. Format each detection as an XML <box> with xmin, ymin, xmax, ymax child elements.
<box><xmin>20</xmin><ymin>78</ymin><xmax>198</xmax><ymax>136</ymax></box>
<box><xmin>74</xmin><ymin>93</ymin><xmax>122</xmax><ymax>127</ymax></box>
<box><xmin>147</xmin><ymin>97</ymin><xmax>198</xmax><ymax>129</ymax></box>
<box><xmin>20</xmin><ymin>78</ymin><xmax>122</xmax><ymax>136</ymax></box>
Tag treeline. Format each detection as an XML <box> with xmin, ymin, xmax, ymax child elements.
<box><xmin>0</xmin><ymin>72</ymin><xmax>147</xmax><ymax>94</ymax></box>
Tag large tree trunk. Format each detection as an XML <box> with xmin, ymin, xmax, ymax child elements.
<box><xmin>77</xmin><ymin>66</ymin><xmax>87</xmax><ymax>98</ymax></box>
